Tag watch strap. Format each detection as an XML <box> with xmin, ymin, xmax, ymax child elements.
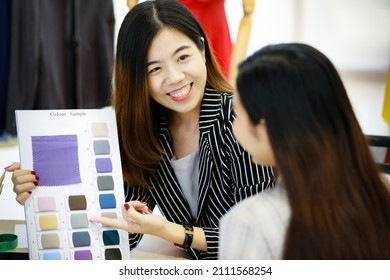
<box><xmin>174</xmin><ymin>221</ymin><xmax>193</xmax><ymax>250</ymax></box>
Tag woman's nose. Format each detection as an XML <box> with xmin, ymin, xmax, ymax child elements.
<box><xmin>165</xmin><ymin>65</ymin><xmax>185</xmax><ymax>85</ymax></box>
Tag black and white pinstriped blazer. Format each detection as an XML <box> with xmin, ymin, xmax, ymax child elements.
<box><xmin>125</xmin><ymin>88</ymin><xmax>275</xmax><ymax>260</ymax></box>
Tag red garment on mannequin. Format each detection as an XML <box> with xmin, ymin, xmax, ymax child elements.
<box><xmin>179</xmin><ymin>0</ymin><xmax>232</xmax><ymax>78</ymax></box>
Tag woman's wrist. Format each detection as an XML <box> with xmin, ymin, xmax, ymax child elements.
<box><xmin>155</xmin><ymin>220</ymin><xmax>207</xmax><ymax>252</ymax></box>
<box><xmin>174</xmin><ymin>222</ymin><xmax>194</xmax><ymax>249</ymax></box>
<box><xmin>153</xmin><ymin>220</ymin><xmax>185</xmax><ymax>244</ymax></box>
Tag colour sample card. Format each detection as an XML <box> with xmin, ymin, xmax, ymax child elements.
<box><xmin>15</xmin><ymin>109</ymin><xmax>130</xmax><ymax>260</ymax></box>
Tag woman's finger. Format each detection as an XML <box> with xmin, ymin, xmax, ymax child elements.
<box><xmin>4</xmin><ymin>162</ymin><xmax>20</xmax><ymax>172</ymax></box>
<box><xmin>15</xmin><ymin>192</ymin><xmax>31</xmax><ymax>205</ymax></box>
<box><xmin>128</xmin><ymin>201</ymin><xmax>151</xmax><ymax>214</ymax></box>
<box><xmin>89</xmin><ymin>215</ymin><xmax>125</xmax><ymax>229</ymax></box>
<box><xmin>12</xmin><ymin>170</ymin><xmax>38</xmax><ymax>185</ymax></box>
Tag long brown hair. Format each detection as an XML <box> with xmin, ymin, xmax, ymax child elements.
<box><xmin>236</xmin><ymin>43</ymin><xmax>390</xmax><ymax>259</ymax></box>
<box><xmin>112</xmin><ymin>0</ymin><xmax>232</xmax><ymax>188</ymax></box>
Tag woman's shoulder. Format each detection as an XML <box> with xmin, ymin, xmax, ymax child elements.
<box><xmin>204</xmin><ymin>87</ymin><xmax>233</xmax><ymax>100</ymax></box>
<box><xmin>201</xmin><ymin>88</ymin><xmax>234</xmax><ymax>118</ymax></box>
<box><xmin>224</xmin><ymin>185</ymin><xmax>289</xmax><ymax>221</ymax></box>
<box><xmin>204</xmin><ymin>88</ymin><xmax>233</xmax><ymax>110</ymax></box>
<box><xmin>220</xmin><ymin>185</ymin><xmax>289</xmax><ymax>260</ymax></box>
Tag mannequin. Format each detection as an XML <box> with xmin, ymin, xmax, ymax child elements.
<box><xmin>229</xmin><ymin>0</ymin><xmax>255</xmax><ymax>86</ymax></box>
<box><xmin>127</xmin><ymin>0</ymin><xmax>138</xmax><ymax>10</ymax></box>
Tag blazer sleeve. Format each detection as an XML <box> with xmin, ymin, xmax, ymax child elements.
<box><xmin>231</xmin><ymin>149</ymin><xmax>275</xmax><ymax>202</ymax></box>
<box><xmin>222</xmin><ymin>94</ymin><xmax>275</xmax><ymax>203</ymax></box>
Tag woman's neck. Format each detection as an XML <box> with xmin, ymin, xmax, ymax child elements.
<box><xmin>168</xmin><ymin>110</ymin><xmax>200</xmax><ymax>159</ymax></box>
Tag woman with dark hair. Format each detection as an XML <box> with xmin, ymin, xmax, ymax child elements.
<box><xmin>8</xmin><ymin>0</ymin><xmax>274</xmax><ymax>260</ymax></box>
<box><xmin>219</xmin><ymin>43</ymin><xmax>390</xmax><ymax>259</ymax></box>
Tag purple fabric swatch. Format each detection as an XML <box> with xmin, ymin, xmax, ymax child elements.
<box><xmin>95</xmin><ymin>158</ymin><xmax>113</xmax><ymax>173</ymax></box>
<box><xmin>74</xmin><ymin>250</ymin><xmax>93</xmax><ymax>260</ymax></box>
<box><xmin>32</xmin><ymin>135</ymin><xmax>81</xmax><ymax>186</ymax></box>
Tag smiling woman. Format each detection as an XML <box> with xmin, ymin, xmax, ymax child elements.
<box><xmin>92</xmin><ymin>0</ymin><xmax>274</xmax><ymax>260</ymax></box>
<box><xmin>146</xmin><ymin>28</ymin><xmax>207</xmax><ymax>115</ymax></box>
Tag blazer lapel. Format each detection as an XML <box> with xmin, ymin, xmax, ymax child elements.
<box><xmin>196</xmin><ymin>135</ymin><xmax>213</xmax><ymax>222</ymax></box>
<box><xmin>195</xmin><ymin>88</ymin><xmax>221</xmax><ymax>222</ymax></box>
<box><xmin>156</xmin><ymin>115</ymin><xmax>193</xmax><ymax>222</ymax></box>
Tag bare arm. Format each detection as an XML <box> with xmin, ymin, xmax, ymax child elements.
<box><xmin>90</xmin><ymin>203</ymin><xmax>208</xmax><ymax>252</ymax></box>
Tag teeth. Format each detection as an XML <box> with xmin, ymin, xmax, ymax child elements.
<box><xmin>169</xmin><ymin>85</ymin><xmax>190</xmax><ymax>98</ymax></box>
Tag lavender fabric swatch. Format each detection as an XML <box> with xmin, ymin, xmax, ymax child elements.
<box><xmin>32</xmin><ymin>135</ymin><xmax>81</xmax><ymax>186</ymax></box>
<box><xmin>95</xmin><ymin>158</ymin><xmax>113</xmax><ymax>173</ymax></box>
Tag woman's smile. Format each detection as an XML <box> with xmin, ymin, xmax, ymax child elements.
<box><xmin>167</xmin><ymin>83</ymin><xmax>193</xmax><ymax>101</ymax></box>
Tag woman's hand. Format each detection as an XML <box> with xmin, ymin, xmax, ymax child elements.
<box><xmin>4</xmin><ymin>162</ymin><xmax>39</xmax><ymax>205</ymax></box>
<box><xmin>90</xmin><ymin>201</ymin><xmax>167</xmax><ymax>236</ymax></box>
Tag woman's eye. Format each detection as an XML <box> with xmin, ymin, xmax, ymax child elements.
<box><xmin>148</xmin><ymin>67</ymin><xmax>161</xmax><ymax>74</ymax></box>
<box><xmin>178</xmin><ymin>54</ymin><xmax>189</xmax><ymax>62</ymax></box>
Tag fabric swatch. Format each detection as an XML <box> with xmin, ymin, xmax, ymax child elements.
<box><xmin>99</xmin><ymin>193</ymin><xmax>116</xmax><ymax>209</ymax></box>
<box><xmin>41</xmin><ymin>233</ymin><xmax>60</xmax><ymax>249</ymax></box>
<box><xmin>95</xmin><ymin>158</ymin><xmax>113</xmax><ymax>173</ymax></box>
<box><xmin>74</xmin><ymin>250</ymin><xmax>93</xmax><ymax>260</ymax></box>
<box><xmin>72</xmin><ymin>231</ymin><xmax>91</xmax><ymax>247</ymax></box>
<box><xmin>42</xmin><ymin>251</ymin><xmax>62</xmax><ymax>260</ymax></box>
<box><xmin>91</xmin><ymin>122</ymin><xmax>108</xmax><ymax>137</ymax></box>
<box><xmin>68</xmin><ymin>195</ymin><xmax>87</xmax><ymax>210</ymax></box>
<box><xmin>31</xmin><ymin>135</ymin><xmax>81</xmax><ymax>186</ymax></box>
<box><xmin>70</xmin><ymin>213</ymin><xmax>89</xmax><ymax>229</ymax></box>
<box><xmin>93</xmin><ymin>140</ymin><xmax>110</xmax><ymax>155</ymax></box>
<box><xmin>105</xmin><ymin>248</ymin><xmax>122</xmax><ymax>260</ymax></box>
<box><xmin>101</xmin><ymin>212</ymin><xmax>118</xmax><ymax>219</ymax></box>
<box><xmin>102</xmin><ymin>230</ymin><xmax>120</xmax><ymax>246</ymax></box>
<box><xmin>36</xmin><ymin>196</ymin><xmax>56</xmax><ymax>212</ymax></box>
<box><xmin>39</xmin><ymin>214</ymin><xmax>58</xmax><ymax>231</ymax></box>
<box><xmin>97</xmin><ymin>175</ymin><xmax>114</xmax><ymax>191</ymax></box>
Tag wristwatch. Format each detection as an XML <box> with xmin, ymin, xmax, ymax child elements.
<box><xmin>174</xmin><ymin>222</ymin><xmax>193</xmax><ymax>250</ymax></box>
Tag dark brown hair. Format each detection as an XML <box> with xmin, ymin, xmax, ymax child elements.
<box><xmin>112</xmin><ymin>0</ymin><xmax>232</xmax><ymax>188</ymax></box>
<box><xmin>237</xmin><ymin>43</ymin><xmax>390</xmax><ymax>259</ymax></box>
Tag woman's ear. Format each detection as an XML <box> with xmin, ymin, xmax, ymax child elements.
<box><xmin>255</xmin><ymin>119</ymin><xmax>267</xmax><ymax>140</ymax></box>
<box><xmin>200</xmin><ymin>37</ymin><xmax>206</xmax><ymax>62</ymax></box>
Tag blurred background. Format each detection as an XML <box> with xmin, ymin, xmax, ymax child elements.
<box><xmin>1</xmin><ymin>0</ymin><xmax>389</xmax><ymax>220</ymax></box>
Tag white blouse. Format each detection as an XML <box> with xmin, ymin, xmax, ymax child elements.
<box><xmin>170</xmin><ymin>148</ymin><xmax>200</xmax><ymax>219</ymax></box>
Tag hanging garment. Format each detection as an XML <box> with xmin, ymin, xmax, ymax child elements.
<box><xmin>179</xmin><ymin>0</ymin><xmax>232</xmax><ymax>78</ymax></box>
<box><xmin>5</xmin><ymin>0</ymin><xmax>115</xmax><ymax>135</ymax></box>
<box><xmin>0</xmin><ymin>0</ymin><xmax>10</xmax><ymax>134</ymax></box>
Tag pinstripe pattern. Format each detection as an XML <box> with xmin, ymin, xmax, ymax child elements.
<box><xmin>125</xmin><ymin>88</ymin><xmax>275</xmax><ymax>259</ymax></box>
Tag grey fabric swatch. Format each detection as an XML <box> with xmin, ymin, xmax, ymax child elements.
<box><xmin>97</xmin><ymin>175</ymin><xmax>114</xmax><ymax>190</ymax></box>
<box><xmin>93</xmin><ymin>140</ymin><xmax>110</xmax><ymax>155</ymax></box>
